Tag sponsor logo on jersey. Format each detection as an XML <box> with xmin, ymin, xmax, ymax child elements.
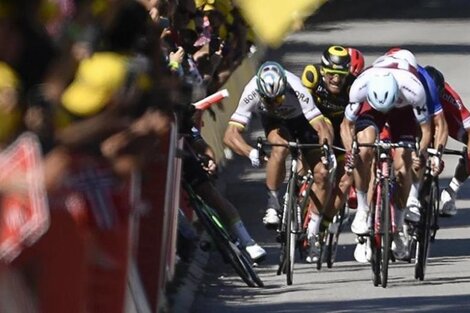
<box><xmin>243</xmin><ymin>90</ymin><xmax>259</xmax><ymax>104</ymax></box>
<box><xmin>295</xmin><ymin>91</ymin><xmax>310</xmax><ymax>104</ymax></box>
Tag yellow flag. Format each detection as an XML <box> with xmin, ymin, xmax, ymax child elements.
<box><xmin>236</xmin><ymin>0</ymin><xmax>328</xmax><ymax>47</ymax></box>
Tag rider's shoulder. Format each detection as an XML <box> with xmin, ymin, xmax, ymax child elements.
<box><xmin>301</xmin><ymin>64</ymin><xmax>321</xmax><ymax>90</ymax></box>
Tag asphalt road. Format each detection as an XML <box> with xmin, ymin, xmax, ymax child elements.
<box><xmin>189</xmin><ymin>12</ymin><xmax>470</xmax><ymax>313</ymax></box>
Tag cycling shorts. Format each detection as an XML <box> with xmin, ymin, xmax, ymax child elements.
<box><xmin>355</xmin><ymin>102</ymin><xmax>418</xmax><ymax>143</ymax></box>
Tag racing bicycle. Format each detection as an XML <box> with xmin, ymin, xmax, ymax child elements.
<box><xmin>257</xmin><ymin>137</ymin><xmax>334</xmax><ymax>285</ymax></box>
<box><xmin>355</xmin><ymin>139</ymin><xmax>416</xmax><ymax>288</ymax></box>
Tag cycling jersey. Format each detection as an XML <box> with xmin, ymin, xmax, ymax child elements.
<box><xmin>229</xmin><ymin>70</ymin><xmax>322</xmax><ymax>129</ymax></box>
<box><xmin>417</xmin><ymin>65</ymin><xmax>443</xmax><ymax>116</ymax></box>
<box><xmin>301</xmin><ymin>63</ymin><xmax>355</xmax><ymax>148</ymax></box>
<box><xmin>345</xmin><ymin>66</ymin><xmax>428</xmax><ymax>124</ymax></box>
<box><xmin>441</xmin><ymin>82</ymin><xmax>470</xmax><ymax>141</ymax></box>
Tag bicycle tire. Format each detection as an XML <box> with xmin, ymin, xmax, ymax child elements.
<box><xmin>381</xmin><ymin>178</ymin><xmax>391</xmax><ymax>288</ymax></box>
<box><xmin>370</xmin><ymin>185</ymin><xmax>381</xmax><ymax>287</ymax></box>
<box><xmin>430</xmin><ymin>177</ymin><xmax>440</xmax><ymax>242</ymax></box>
<box><xmin>415</xmin><ymin>176</ymin><xmax>435</xmax><ymax>281</ymax></box>
<box><xmin>326</xmin><ymin>206</ymin><xmax>345</xmax><ymax>268</ymax></box>
<box><xmin>186</xmin><ymin>186</ymin><xmax>259</xmax><ymax>287</ymax></box>
<box><xmin>316</xmin><ymin>231</ymin><xmax>325</xmax><ymax>270</ymax></box>
<box><xmin>240</xmin><ymin>250</ymin><xmax>264</xmax><ymax>287</ymax></box>
<box><xmin>285</xmin><ymin>176</ymin><xmax>297</xmax><ymax>285</ymax></box>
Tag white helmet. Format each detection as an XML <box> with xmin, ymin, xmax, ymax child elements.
<box><xmin>256</xmin><ymin>61</ymin><xmax>287</xmax><ymax>100</ymax></box>
<box><xmin>367</xmin><ymin>73</ymin><xmax>399</xmax><ymax>113</ymax></box>
<box><xmin>388</xmin><ymin>48</ymin><xmax>418</xmax><ymax>68</ymax></box>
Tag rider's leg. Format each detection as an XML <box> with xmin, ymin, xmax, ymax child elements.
<box><xmin>322</xmin><ymin>161</ymin><xmax>353</xmax><ymax>232</ymax></box>
<box><xmin>263</xmin><ymin>128</ymin><xmax>289</xmax><ymax>225</ymax></box>
<box><xmin>351</xmin><ymin>126</ymin><xmax>376</xmax><ymax>235</ymax></box>
<box><xmin>441</xmin><ymin>156</ymin><xmax>469</xmax><ymax>216</ymax></box>
<box><xmin>304</xmin><ymin>152</ymin><xmax>331</xmax><ymax>263</ymax></box>
<box><xmin>391</xmin><ymin>148</ymin><xmax>413</xmax><ymax>259</ymax></box>
<box><xmin>405</xmin><ymin>166</ymin><xmax>425</xmax><ymax>222</ymax></box>
<box><xmin>441</xmin><ymin>126</ymin><xmax>470</xmax><ymax>216</ymax></box>
<box><xmin>194</xmin><ymin>181</ymin><xmax>267</xmax><ymax>260</ymax></box>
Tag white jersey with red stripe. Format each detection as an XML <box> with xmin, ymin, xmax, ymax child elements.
<box><xmin>345</xmin><ymin>62</ymin><xmax>428</xmax><ymax>124</ymax></box>
<box><xmin>229</xmin><ymin>70</ymin><xmax>322</xmax><ymax>128</ymax></box>
<box><xmin>441</xmin><ymin>82</ymin><xmax>470</xmax><ymax>141</ymax></box>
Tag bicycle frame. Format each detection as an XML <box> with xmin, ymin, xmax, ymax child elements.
<box><xmin>356</xmin><ymin>139</ymin><xmax>416</xmax><ymax>288</ymax></box>
<box><xmin>257</xmin><ymin>137</ymin><xmax>334</xmax><ymax>285</ymax></box>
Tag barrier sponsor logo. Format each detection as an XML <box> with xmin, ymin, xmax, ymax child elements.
<box><xmin>0</xmin><ymin>132</ymin><xmax>49</xmax><ymax>262</ymax></box>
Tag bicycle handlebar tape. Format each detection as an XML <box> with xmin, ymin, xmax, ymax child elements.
<box><xmin>192</xmin><ymin>89</ymin><xmax>230</xmax><ymax>110</ymax></box>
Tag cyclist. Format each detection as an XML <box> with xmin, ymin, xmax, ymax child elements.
<box><xmin>223</xmin><ymin>61</ymin><xmax>333</xmax><ymax>242</ymax></box>
<box><xmin>381</xmin><ymin>49</ymin><xmax>450</xmax><ymax>223</ymax></box>
<box><xmin>181</xmin><ymin>108</ymin><xmax>267</xmax><ymax>261</ymax></box>
<box><xmin>340</xmin><ymin>52</ymin><xmax>434</xmax><ymax>260</ymax></box>
<box><xmin>301</xmin><ymin>45</ymin><xmax>364</xmax><ymax>262</ymax></box>
<box><xmin>423</xmin><ymin>66</ymin><xmax>470</xmax><ymax>217</ymax></box>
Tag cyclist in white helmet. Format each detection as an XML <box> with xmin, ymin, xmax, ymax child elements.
<box><xmin>224</xmin><ymin>61</ymin><xmax>333</xmax><ymax>230</ymax></box>
<box><xmin>341</xmin><ymin>55</ymin><xmax>432</xmax><ymax>260</ymax></box>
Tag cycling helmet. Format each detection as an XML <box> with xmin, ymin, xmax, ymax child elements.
<box><xmin>367</xmin><ymin>73</ymin><xmax>399</xmax><ymax>113</ymax></box>
<box><xmin>387</xmin><ymin>48</ymin><xmax>418</xmax><ymax>68</ymax></box>
<box><xmin>348</xmin><ymin>47</ymin><xmax>365</xmax><ymax>76</ymax></box>
<box><xmin>321</xmin><ymin>45</ymin><xmax>351</xmax><ymax>74</ymax></box>
<box><xmin>256</xmin><ymin>61</ymin><xmax>287</xmax><ymax>100</ymax></box>
<box><xmin>424</xmin><ymin>65</ymin><xmax>445</xmax><ymax>94</ymax></box>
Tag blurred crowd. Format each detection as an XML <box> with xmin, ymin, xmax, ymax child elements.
<box><xmin>0</xmin><ymin>0</ymin><xmax>257</xmax><ymax>312</ymax></box>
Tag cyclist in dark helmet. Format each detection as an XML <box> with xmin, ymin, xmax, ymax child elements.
<box><xmin>300</xmin><ymin>45</ymin><xmax>361</xmax><ymax>262</ymax></box>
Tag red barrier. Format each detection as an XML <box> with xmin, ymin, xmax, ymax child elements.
<box><xmin>131</xmin><ymin>120</ymin><xmax>181</xmax><ymax>311</ymax></box>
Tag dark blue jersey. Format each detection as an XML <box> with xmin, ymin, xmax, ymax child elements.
<box><xmin>417</xmin><ymin>65</ymin><xmax>443</xmax><ymax>116</ymax></box>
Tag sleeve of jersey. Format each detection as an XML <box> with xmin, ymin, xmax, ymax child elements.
<box><xmin>344</xmin><ymin>73</ymin><xmax>368</xmax><ymax>122</ymax></box>
<box><xmin>446</xmin><ymin>83</ymin><xmax>470</xmax><ymax>129</ymax></box>
<box><xmin>286</xmin><ymin>71</ymin><xmax>322</xmax><ymax>122</ymax></box>
<box><xmin>228</xmin><ymin>78</ymin><xmax>258</xmax><ymax>129</ymax></box>
<box><xmin>420</xmin><ymin>69</ymin><xmax>443</xmax><ymax>115</ymax></box>
<box><xmin>301</xmin><ymin>65</ymin><xmax>319</xmax><ymax>91</ymax></box>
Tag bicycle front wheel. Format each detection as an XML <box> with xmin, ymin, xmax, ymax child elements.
<box><xmin>381</xmin><ymin>178</ymin><xmax>391</xmax><ymax>288</ymax></box>
<box><xmin>415</xmin><ymin>177</ymin><xmax>436</xmax><ymax>281</ymax></box>
<box><xmin>370</xmin><ymin>194</ymin><xmax>381</xmax><ymax>287</ymax></box>
<box><xmin>285</xmin><ymin>176</ymin><xmax>298</xmax><ymax>285</ymax></box>
<box><xmin>326</xmin><ymin>205</ymin><xmax>346</xmax><ymax>268</ymax></box>
<box><xmin>190</xmin><ymin>193</ymin><xmax>257</xmax><ymax>287</ymax></box>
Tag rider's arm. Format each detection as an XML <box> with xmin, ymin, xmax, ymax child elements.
<box><xmin>223</xmin><ymin>123</ymin><xmax>253</xmax><ymax>157</ymax></box>
<box><xmin>223</xmin><ymin>78</ymin><xmax>258</xmax><ymax>157</ymax></box>
<box><xmin>341</xmin><ymin>99</ymin><xmax>362</xmax><ymax>151</ymax></box>
<box><xmin>432</xmin><ymin>112</ymin><xmax>448</xmax><ymax>148</ymax></box>
<box><xmin>419</xmin><ymin>120</ymin><xmax>433</xmax><ymax>154</ymax></box>
<box><xmin>340</xmin><ymin>114</ymin><xmax>356</xmax><ymax>152</ymax></box>
<box><xmin>309</xmin><ymin>116</ymin><xmax>333</xmax><ymax>145</ymax></box>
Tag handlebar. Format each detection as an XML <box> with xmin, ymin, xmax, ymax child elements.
<box><xmin>256</xmin><ymin>137</ymin><xmax>337</xmax><ymax>172</ymax></box>
<box><xmin>355</xmin><ymin>140</ymin><xmax>417</xmax><ymax>151</ymax></box>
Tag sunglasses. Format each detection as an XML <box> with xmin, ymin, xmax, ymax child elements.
<box><xmin>321</xmin><ymin>67</ymin><xmax>349</xmax><ymax>76</ymax></box>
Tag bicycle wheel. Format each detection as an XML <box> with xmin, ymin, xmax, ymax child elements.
<box><xmin>370</xmin><ymin>185</ymin><xmax>381</xmax><ymax>287</ymax></box>
<box><xmin>326</xmin><ymin>206</ymin><xmax>345</xmax><ymax>268</ymax></box>
<box><xmin>415</xmin><ymin>177</ymin><xmax>435</xmax><ymax>281</ymax></box>
<box><xmin>380</xmin><ymin>178</ymin><xmax>391</xmax><ymax>288</ymax></box>
<box><xmin>240</xmin><ymin>250</ymin><xmax>264</xmax><ymax>287</ymax></box>
<box><xmin>430</xmin><ymin>177</ymin><xmax>440</xmax><ymax>242</ymax></box>
<box><xmin>316</xmin><ymin>231</ymin><xmax>325</xmax><ymax>270</ymax></box>
<box><xmin>187</xmin><ymin>188</ymin><xmax>259</xmax><ymax>287</ymax></box>
<box><xmin>285</xmin><ymin>177</ymin><xmax>298</xmax><ymax>285</ymax></box>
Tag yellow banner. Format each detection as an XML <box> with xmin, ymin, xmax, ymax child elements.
<box><xmin>236</xmin><ymin>0</ymin><xmax>328</xmax><ymax>47</ymax></box>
